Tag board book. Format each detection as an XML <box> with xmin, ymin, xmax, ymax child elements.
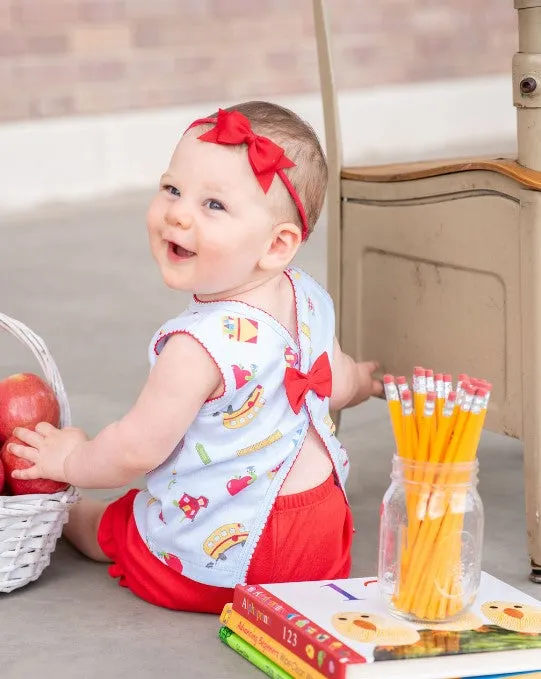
<box><xmin>225</xmin><ymin>572</ymin><xmax>541</xmax><ymax>679</ymax></box>
<box><xmin>218</xmin><ymin>624</ymin><xmax>541</xmax><ymax>679</ymax></box>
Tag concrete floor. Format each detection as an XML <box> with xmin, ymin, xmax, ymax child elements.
<box><xmin>1</xmin><ymin>192</ymin><xmax>540</xmax><ymax>678</ymax></box>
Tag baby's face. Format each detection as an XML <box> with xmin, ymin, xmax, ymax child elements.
<box><xmin>147</xmin><ymin>130</ymin><xmax>280</xmax><ymax>297</ymax></box>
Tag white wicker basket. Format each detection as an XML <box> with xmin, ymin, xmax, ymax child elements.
<box><xmin>0</xmin><ymin>312</ymin><xmax>79</xmax><ymax>593</ymax></box>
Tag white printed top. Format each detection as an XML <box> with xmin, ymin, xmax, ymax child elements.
<box><xmin>132</xmin><ymin>267</ymin><xmax>350</xmax><ymax>587</ymax></box>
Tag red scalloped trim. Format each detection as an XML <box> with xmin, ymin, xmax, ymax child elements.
<box><xmin>283</xmin><ymin>268</ymin><xmax>300</xmax><ymax>348</ymax></box>
<box><xmin>153</xmin><ymin>329</ymin><xmax>225</xmax><ymax>403</ymax></box>
<box><xmin>193</xmin><ymin>269</ymin><xmax>301</xmax><ymax>351</ymax></box>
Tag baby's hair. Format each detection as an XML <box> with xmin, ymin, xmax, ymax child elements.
<box><xmin>207</xmin><ymin>101</ymin><xmax>328</xmax><ymax>238</ymax></box>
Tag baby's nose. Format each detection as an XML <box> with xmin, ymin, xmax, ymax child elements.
<box><xmin>176</xmin><ymin>215</ymin><xmax>193</xmax><ymax>229</ymax></box>
<box><xmin>166</xmin><ymin>204</ymin><xmax>193</xmax><ymax>229</ymax></box>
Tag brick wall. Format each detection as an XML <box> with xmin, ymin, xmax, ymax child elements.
<box><xmin>1</xmin><ymin>0</ymin><xmax>517</xmax><ymax>123</ymax></box>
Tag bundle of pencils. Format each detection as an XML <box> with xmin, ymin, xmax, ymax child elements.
<box><xmin>383</xmin><ymin>368</ymin><xmax>491</xmax><ymax>621</ymax></box>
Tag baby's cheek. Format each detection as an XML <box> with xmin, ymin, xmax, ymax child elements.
<box><xmin>207</xmin><ymin>239</ymin><xmax>244</xmax><ymax>265</ymax></box>
<box><xmin>146</xmin><ymin>198</ymin><xmax>164</xmax><ymax>231</ymax></box>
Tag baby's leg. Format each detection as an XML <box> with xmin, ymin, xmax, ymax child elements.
<box><xmin>63</xmin><ymin>495</ymin><xmax>111</xmax><ymax>562</ymax></box>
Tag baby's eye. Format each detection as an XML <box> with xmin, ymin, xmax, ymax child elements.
<box><xmin>206</xmin><ymin>199</ymin><xmax>225</xmax><ymax>211</ymax></box>
<box><xmin>163</xmin><ymin>184</ymin><xmax>180</xmax><ymax>197</ymax></box>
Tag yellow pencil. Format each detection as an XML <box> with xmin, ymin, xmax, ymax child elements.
<box><xmin>425</xmin><ymin>369</ymin><xmax>435</xmax><ymax>396</ymax></box>
<box><xmin>384</xmin><ymin>375</ymin><xmax>404</xmax><ymax>457</ymax></box>
<box><xmin>445</xmin><ymin>383</ymin><xmax>476</xmax><ymax>463</ymax></box>
<box><xmin>443</xmin><ymin>373</ymin><xmax>453</xmax><ymax>399</ymax></box>
<box><xmin>417</xmin><ymin>391</ymin><xmax>435</xmax><ymax>463</ymax></box>
<box><xmin>444</xmin><ymin>377</ymin><xmax>469</xmax><ymax>457</ymax></box>
<box><xmin>396</xmin><ymin>375</ymin><xmax>408</xmax><ymax>401</ymax></box>
<box><xmin>415</xmin><ymin>392</ymin><xmax>436</xmax><ymax>508</ymax></box>
<box><xmin>399</xmin><ymin>388</ymin><xmax>418</xmax><ymax>548</ymax></box>
<box><xmin>399</xmin><ymin>391</ymin><xmax>436</xmax><ymax>584</ymax></box>
<box><xmin>456</xmin><ymin>388</ymin><xmax>487</xmax><ymax>463</ymax></box>
<box><xmin>413</xmin><ymin>367</ymin><xmax>427</xmax><ymax>434</ymax></box>
<box><xmin>442</xmin><ymin>373</ymin><xmax>453</xmax><ymax>427</ymax></box>
<box><xmin>455</xmin><ymin>373</ymin><xmax>469</xmax><ymax>407</ymax></box>
<box><xmin>401</xmin><ymin>388</ymin><xmax>417</xmax><ymax>460</ymax></box>
<box><xmin>431</xmin><ymin>391</ymin><xmax>457</xmax><ymax>463</ymax></box>
<box><xmin>434</xmin><ymin>372</ymin><xmax>444</xmax><ymax>427</ymax></box>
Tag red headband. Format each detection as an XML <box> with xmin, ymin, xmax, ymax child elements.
<box><xmin>185</xmin><ymin>109</ymin><xmax>309</xmax><ymax>241</ymax></box>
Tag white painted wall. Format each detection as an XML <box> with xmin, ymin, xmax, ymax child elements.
<box><xmin>0</xmin><ymin>75</ymin><xmax>515</xmax><ymax>213</ymax></box>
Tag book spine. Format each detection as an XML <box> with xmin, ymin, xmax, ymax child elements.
<box><xmin>221</xmin><ymin>605</ymin><xmax>326</xmax><ymax>679</ymax></box>
<box><xmin>232</xmin><ymin>584</ymin><xmax>366</xmax><ymax>679</ymax></box>
<box><xmin>219</xmin><ymin>626</ymin><xmax>293</xmax><ymax>679</ymax></box>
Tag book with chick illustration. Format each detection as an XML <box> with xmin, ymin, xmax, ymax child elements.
<box><xmin>232</xmin><ymin>572</ymin><xmax>541</xmax><ymax>678</ymax></box>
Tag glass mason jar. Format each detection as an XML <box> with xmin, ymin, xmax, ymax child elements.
<box><xmin>378</xmin><ymin>455</ymin><xmax>484</xmax><ymax>624</ymax></box>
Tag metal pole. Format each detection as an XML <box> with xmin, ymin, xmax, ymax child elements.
<box><xmin>515</xmin><ymin>2</ymin><xmax>541</xmax><ymax>583</ymax></box>
<box><xmin>514</xmin><ymin>1</ymin><xmax>541</xmax><ymax>170</ymax></box>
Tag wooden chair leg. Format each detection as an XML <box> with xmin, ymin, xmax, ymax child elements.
<box><xmin>313</xmin><ymin>0</ymin><xmax>344</xmax><ymax>430</ymax></box>
<box><xmin>522</xmin><ymin>433</ymin><xmax>541</xmax><ymax>583</ymax></box>
<box><xmin>520</xmin><ymin>188</ymin><xmax>541</xmax><ymax>583</ymax></box>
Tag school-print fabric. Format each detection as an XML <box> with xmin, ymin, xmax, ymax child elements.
<box><xmin>132</xmin><ymin>268</ymin><xmax>350</xmax><ymax>587</ymax></box>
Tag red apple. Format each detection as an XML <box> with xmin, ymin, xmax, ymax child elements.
<box><xmin>0</xmin><ymin>456</ymin><xmax>4</xmax><ymax>494</ymax></box>
<box><xmin>0</xmin><ymin>372</ymin><xmax>60</xmax><ymax>442</ymax></box>
<box><xmin>0</xmin><ymin>435</ymin><xmax>68</xmax><ymax>495</ymax></box>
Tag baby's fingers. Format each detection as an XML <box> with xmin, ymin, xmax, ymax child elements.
<box><xmin>8</xmin><ymin>441</ymin><xmax>40</xmax><ymax>464</ymax></box>
<box><xmin>12</xmin><ymin>427</ymin><xmax>43</xmax><ymax>448</ymax></box>
<box><xmin>35</xmin><ymin>421</ymin><xmax>58</xmax><ymax>436</ymax></box>
<box><xmin>11</xmin><ymin>463</ymin><xmax>41</xmax><ymax>480</ymax></box>
<box><xmin>363</xmin><ymin>360</ymin><xmax>379</xmax><ymax>375</ymax></box>
<box><xmin>371</xmin><ymin>378</ymin><xmax>384</xmax><ymax>397</ymax></box>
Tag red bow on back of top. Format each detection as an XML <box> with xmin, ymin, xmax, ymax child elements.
<box><xmin>284</xmin><ymin>351</ymin><xmax>332</xmax><ymax>414</ymax></box>
<box><xmin>197</xmin><ymin>109</ymin><xmax>295</xmax><ymax>193</ymax></box>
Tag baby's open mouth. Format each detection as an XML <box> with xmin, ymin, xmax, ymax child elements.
<box><xmin>168</xmin><ymin>242</ymin><xmax>195</xmax><ymax>258</ymax></box>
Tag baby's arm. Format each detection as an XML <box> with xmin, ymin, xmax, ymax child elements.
<box><xmin>330</xmin><ymin>337</ymin><xmax>383</xmax><ymax>410</ymax></box>
<box><xmin>11</xmin><ymin>333</ymin><xmax>222</xmax><ymax>489</ymax></box>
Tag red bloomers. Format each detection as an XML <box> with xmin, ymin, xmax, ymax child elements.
<box><xmin>97</xmin><ymin>472</ymin><xmax>353</xmax><ymax>612</ymax></box>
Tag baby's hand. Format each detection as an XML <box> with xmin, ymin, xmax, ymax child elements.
<box><xmin>9</xmin><ymin>423</ymin><xmax>88</xmax><ymax>483</ymax></box>
<box><xmin>352</xmin><ymin>360</ymin><xmax>383</xmax><ymax>406</ymax></box>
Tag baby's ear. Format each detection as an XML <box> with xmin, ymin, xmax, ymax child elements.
<box><xmin>259</xmin><ymin>222</ymin><xmax>302</xmax><ymax>271</ymax></box>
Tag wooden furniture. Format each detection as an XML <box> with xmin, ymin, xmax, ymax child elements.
<box><xmin>313</xmin><ymin>0</ymin><xmax>541</xmax><ymax>583</ymax></box>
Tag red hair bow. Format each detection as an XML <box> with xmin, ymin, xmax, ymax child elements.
<box><xmin>284</xmin><ymin>351</ymin><xmax>332</xmax><ymax>414</ymax></box>
<box><xmin>186</xmin><ymin>109</ymin><xmax>309</xmax><ymax>240</ymax></box>
<box><xmin>198</xmin><ymin>109</ymin><xmax>295</xmax><ymax>194</ymax></box>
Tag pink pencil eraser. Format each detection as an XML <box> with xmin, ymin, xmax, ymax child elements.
<box><xmin>383</xmin><ymin>374</ymin><xmax>395</xmax><ymax>384</ymax></box>
<box><xmin>414</xmin><ymin>366</ymin><xmax>425</xmax><ymax>376</ymax></box>
<box><xmin>465</xmin><ymin>383</ymin><xmax>476</xmax><ymax>395</ymax></box>
<box><xmin>402</xmin><ymin>389</ymin><xmax>412</xmax><ymax>400</ymax></box>
<box><xmin>426</xmin><ymin>391</ymin><xmax>436</xmax><ymax>402</ymax></box>
<box><xmin>447</xmin><ymin>391</ymin><xmax>457</xmax><ymax>402</ymax></box>
<box><xmin>397</xmin><ymin>376</ymin><xmax>407</xmax><ymax>384</ymax></box>
<box><xmin>425</xmin><ymin>369</ymin><xmax>434</xmax><ymax>377</ymax></box>
<box><xmin>476</xmin><ymin>388</ymin><xmax>488</xmax><ymax>398</ymax></box>
<box><xmin>443</xmin><ymin>373</ymin><xmax>452</xmax><ymax>382</ymax></box>
<box><xmin>434</xmin><ymin>373</ymin><xmax>443</xmax><ymax>381</ymax></box>
<box><xmin>458</xmin><ymin>373</ymin><xmax>469</xmax><ymax>382</ymax></box>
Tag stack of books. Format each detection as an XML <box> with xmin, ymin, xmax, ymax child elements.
<box><xmin>218</xmin><ymin>572</ymin><xmax>541</xmax><ymax>679</ymax></box>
